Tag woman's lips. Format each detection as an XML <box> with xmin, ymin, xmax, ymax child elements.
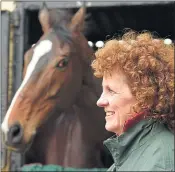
<box><xmin>105</xmin><ymin>111</ymin><xmax>115</xmax><ymax>118</ymax></box>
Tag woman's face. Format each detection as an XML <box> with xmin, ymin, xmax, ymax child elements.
<box><xmin>97</xmin><ymin>69</ymin><xmax>137</xmax><ymax>135</ymax></box>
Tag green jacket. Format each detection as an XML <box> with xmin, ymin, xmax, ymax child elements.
<box><xmin>21</xmin><ymin>119</ymin><xmax>174</xmax><ymax>172</ymax></box>
<box><xmin>104</xmin><ymin>119</ymin><xmax>174</xmax><ymax>171</ymax></box>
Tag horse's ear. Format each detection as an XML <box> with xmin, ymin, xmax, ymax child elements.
<box><xmin>38</xmin><ymin>2</ymin><xmax>51</xmax><ymax>33</ymax></box>
<box><xmin>69</xmin><ymin>6</ymin><xmax>86</xmax><ymax>33</ymax></box>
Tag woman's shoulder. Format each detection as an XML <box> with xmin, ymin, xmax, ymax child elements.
<box><xmin>153</xmin><ymin>123</ymin><xmax>174</xmax><ymax>147</ymax></box>
<box><xmin>129</xmin><ymin>125</ymin><xmax>174</xmax><ymax>171</ymax></box>
<box><xmin>147</xmin><ymin>122</ymin><xmax>174</xmax><ymax>155</ymax></box>
<box><xmin>148</xmin><ymin>124</ymin><xmax>174</xmax><ymax>170</ymax></box>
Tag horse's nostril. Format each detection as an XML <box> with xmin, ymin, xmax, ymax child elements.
<box><xmin>12</xmin><ymin>125</ymin><xmax>20</xmax><ymax>137</ymax></box>
<box><xmin>8</xmin><ymin>123</ymin><xmax>23</xmax><ymax>145</ymax></box>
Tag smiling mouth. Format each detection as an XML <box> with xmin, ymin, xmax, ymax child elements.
<box><xmin>105</xmin><ymin>111</ymin><xmax>115</xmax><ymax>117</ymax></box>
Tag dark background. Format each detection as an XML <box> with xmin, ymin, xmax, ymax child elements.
<box><xmin>24</xmin><ymin>2</ymin><xmax>175</xmax><ymax>51</ymax></box>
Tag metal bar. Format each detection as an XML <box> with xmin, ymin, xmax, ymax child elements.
<box><xmin>12</xmin><ymin>2</ymin><xmax>25</xmax><ymax>97</ymax></box>
<box><xmin>1</xmin><ymin>10</ymin><xmax>10</xmax><ymax>170</ymax></box>
<box><xmin>21</xmin><ymin>1</ymin><xmax>173</xmax><ymax>10</ymax></box>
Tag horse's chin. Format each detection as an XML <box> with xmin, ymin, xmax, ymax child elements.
<box><xmin>3</xmin><ymin>144</ymin><xmax>27</xmax><ymax>153</ymax></box>
<box><xmin>3</xmin><ymin>133</ymin><xmax>36</xmax><ymax>154</ymax></box>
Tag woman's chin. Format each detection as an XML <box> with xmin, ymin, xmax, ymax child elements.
<box><xmin>105</xmin><ymin>123</ymin><xmax>122</xmax><ymax>135</ymax></box>
<box><xmin>105</xmin><ymin>123</ymin><xmax>115</xmax><ymax>133</ymax></box>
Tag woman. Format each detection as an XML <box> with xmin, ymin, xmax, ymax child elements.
<box><xmin>22</xmin><ymin>31</ymin><xmax>174</xmax><ymax>171</ymax></box>
<box><xmin>91</xmin><ymin>31</ymin><xmax>174</xmax><ymax>171</ymax></box>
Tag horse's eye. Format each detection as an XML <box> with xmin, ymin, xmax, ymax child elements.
<box><xmin>56</xmin><ymin>57</ymin><xmax>69</xmax><ymax>70</ymax></box>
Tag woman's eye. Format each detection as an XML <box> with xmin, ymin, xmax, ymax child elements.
<box><xmin>56</xmin><ymin>57</ymin><xmax>69</xmax><ymax>70</ymax></box>
<box><xmin>108</xmin><ymin>88</ymin><xmax>115</xmax><ymax>94</ymax></box>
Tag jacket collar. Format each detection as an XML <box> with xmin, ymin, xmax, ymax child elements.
<box><xmin>103</xmin><ymin>118</ymin><xmax>163</xmax><ymax>167</ymax></box>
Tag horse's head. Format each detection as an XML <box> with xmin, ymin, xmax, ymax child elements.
<box><xmin>1</xmin><ymin>6</ymin><xmax>94</xmax><ymax>151</ymax></box>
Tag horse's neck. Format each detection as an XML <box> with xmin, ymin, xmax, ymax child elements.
<box><xmin>45</xmin><ymin>108</ymin><xmax>82</xmax><ymax>165</ymax></box>
<box><xmin>27</xmin><ymin>106</ymin><xmax>105</xmax><ymax>167</ymax></box>
<box><xmin>46</xmin><ymin>104</ymin><xmax>107</xmax><ymax>166</ymax></box>
<box><xmin>25</xmin><ymin>100</ymin><xmax>108</xmax><ymax>167</ymax></box>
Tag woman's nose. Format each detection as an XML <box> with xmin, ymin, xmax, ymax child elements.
<box><xmin>97</xmin><ymin>96</ymin><xmax>109</xmax><ymax>107</ymax></box>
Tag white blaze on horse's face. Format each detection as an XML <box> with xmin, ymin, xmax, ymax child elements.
<box><xmin>1</xmin><ymin>40</ymin><xmax>52</xmax><ymax>140</ymax></box>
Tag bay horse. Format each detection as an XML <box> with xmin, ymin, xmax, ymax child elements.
<box><xmin>1</xmin><ymin>6</ymin><xmax>112</xmax><ymax>168</ymax></box>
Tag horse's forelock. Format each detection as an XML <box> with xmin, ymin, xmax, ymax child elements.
<box><xmin>48</xmin><ymin>8</ymin><xmax>88</xmax><ymax>43</ymax></box>
<box><xmin>53</xmin><ymin>26</ymin><xmax>72</xmax><ymax>45</ymax></box>
<box><xmin>49</xmin><ymin>9</ymin><xmax>72</xmax><ymax>28</ymax></box>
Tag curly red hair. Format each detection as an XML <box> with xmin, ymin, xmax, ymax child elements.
<box><xmin>91</xmin><ymin>31</ymin><xmax>174</xmax><ymax>132</ymax></box>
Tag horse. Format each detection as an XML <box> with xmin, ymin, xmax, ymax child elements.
<box><xmin>1</xmin><ymin>6</ymin><xmax>112</xmax><ymax>168</ymax></box>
